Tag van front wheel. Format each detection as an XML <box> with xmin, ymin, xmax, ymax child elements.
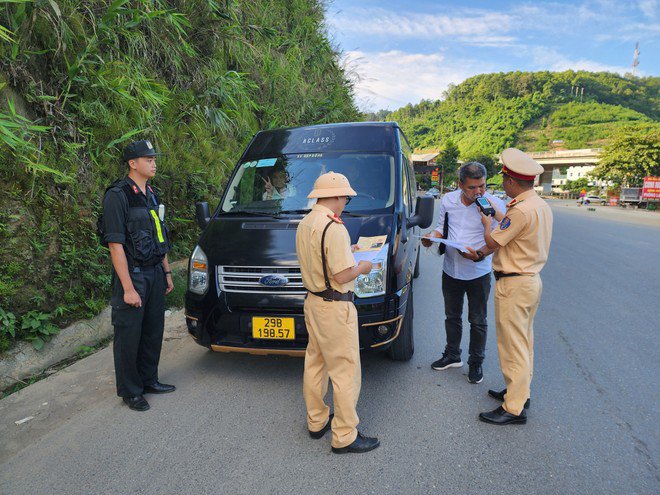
<box><xmin>388</xmin><ymin>288</ymin><xmax>414</xmax><ymax>361</ymax></box>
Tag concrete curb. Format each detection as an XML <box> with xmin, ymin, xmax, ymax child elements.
<box><xmin>0</xmin><ymin>307</ymin><xmax>114</xmax><ymax>391</ymax></box>
<box><xmin>0</xmin><ymin>260</ymin><xmax>189</xmax><ymax>392</ymax></box>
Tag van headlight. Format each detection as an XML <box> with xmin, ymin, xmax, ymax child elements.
<box><xmin>354</xmin><ymin>245</ymin><xmax>388</xmax><ymax>298</ymax></box>
<box><xmin>189</xmin><ymin>245</ymin><xmax>209</xmax><ymax>295</ymax></box>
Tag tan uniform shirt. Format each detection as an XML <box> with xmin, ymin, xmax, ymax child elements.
<box><xmin>296</xmin><ymin>203</ymin><xmax>356</xmax><ymax>293</ymax></box>
<box><xmin>491</xmin><ymin>189</ymin><xmax>553</xmax><ymax>274</ymax></box>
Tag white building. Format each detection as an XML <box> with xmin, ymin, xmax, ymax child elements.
<box><xmin>552</xmin><ymin>165</ymin><xmax>611</xmax><ymax>189</ymax></box>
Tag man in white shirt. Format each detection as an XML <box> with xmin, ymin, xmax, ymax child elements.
<box><xmin>422</xmin><ymin>162</ymin><xmax>505</xmax><ymax>384</ymax></box>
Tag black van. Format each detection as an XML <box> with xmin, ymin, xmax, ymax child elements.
<box><xmin>184</xmin><ymin>122</ymin><xmax>433</xmax><ymax>361</ymax></box>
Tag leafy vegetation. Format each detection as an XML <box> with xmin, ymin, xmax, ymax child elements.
<box><xmin>591</xmin><ymin>126</ymin><xmax>660</xmax><ymax>187</ymax></box>
<box><xmin>0</xmin><ymin>0</ymin><xmax>357</xmax><ymax>350</ymax></box>
<box><xmin>372</xmin><ymin>71</ymin><xmax>659</xmax><ymax>160</ymax></box>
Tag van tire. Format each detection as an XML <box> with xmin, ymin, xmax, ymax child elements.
<box><xmin>388</xmin><ymin>288</ymin><xmax>414</xmax><ymax>361</ymax></box>
<box><xmin>413</xmin><ymin>249</ymin><xmax>420</xmax><ymax>279</ymax></box>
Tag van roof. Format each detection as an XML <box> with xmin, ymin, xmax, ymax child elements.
<box><xmin>242</xmin><ymin>122</ymin><xmax>404</xmax><ymax>160</ymax></box>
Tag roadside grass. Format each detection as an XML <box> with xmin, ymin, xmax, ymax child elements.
<box><xmin>165</xmin><ymin>264</ymin><xmax>188</xmax><ymax>310</ymax></box>
<box><xmin>1</xmin><ymin>262</ymin><xmax>189</xmax><ymax>399</ymax></box>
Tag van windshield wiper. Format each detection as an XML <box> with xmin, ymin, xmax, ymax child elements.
<box><xmin>218</xmin><ymin>210</ymin><xmax>282</xmax><ymax>218</ymax></box>
<box><xmin>278</xmin><ymin>209</ymin><xmax>310</xmax><ymax>215</ymax></box>
<box><xmin>341</xmin><ymin>211</ymin><xmax>369</xmax><ymax>217</ymax></box>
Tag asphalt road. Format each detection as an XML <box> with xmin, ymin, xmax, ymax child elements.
<box><xmin>1</xmin><ymin>200</ymin><xmax>658</xmax><ymax>495</ymax></box>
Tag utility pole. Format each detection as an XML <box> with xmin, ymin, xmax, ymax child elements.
<box><xmin>439</xmin><ymin>164</ymin><xmax>445</xmax><ymax>196</ymax></box>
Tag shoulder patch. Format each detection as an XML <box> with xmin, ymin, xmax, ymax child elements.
<box><xmin>500</xmin><ymin>216</ymin><xmax>511</xmax><ymax>230</ymax></box>
<box><xmin>327</xmin><ymin>213</ymin><xmax>344</xmax><ymax>224</ymax></box>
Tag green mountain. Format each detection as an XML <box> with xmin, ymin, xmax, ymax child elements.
<box><xmin>0</xmin><ymin>0</ymin><xmax>357</xmax><ymax>350</ymax></box>
<box><xmin>381</xmin><ymin>71</ymin><xmax>659</xmax><ymax>157</ymax></box>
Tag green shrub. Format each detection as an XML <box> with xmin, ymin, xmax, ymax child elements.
<box><xmin>0</xmin><ymin>0</ymin><xmax>358</xmax><ymax>350</ymax></box>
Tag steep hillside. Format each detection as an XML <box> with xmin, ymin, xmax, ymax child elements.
<box><xmin>384</xmin><ymin>71</ymin><xmax>659</xmax><ymax>157</ymax></box>
<box><xmin>516</xmin><ymin>101</ymin><xmax>653</xmax><ymax>150</ymax></box>
<box><xmin>0</xmin><ymin>0</ymin><xmax>357</xmax><ymax>350</ymax></box>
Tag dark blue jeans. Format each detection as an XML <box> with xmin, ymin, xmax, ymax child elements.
<box><xmin>442</xmin><ymin>271</ymin><xmax>491</xmax><ymax>365</ymax></box>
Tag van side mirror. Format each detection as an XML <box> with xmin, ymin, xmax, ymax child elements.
<box><xmin>407</xmin><ymin>196</ymin><xmax>434</xmax><ymax>229</ymax></box>
<box><xmin>196</xmin><ymin>202</ymin><xmax>210</xmax><ymax>229</ymax></box>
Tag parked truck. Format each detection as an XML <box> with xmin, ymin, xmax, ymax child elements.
<box><xmin>619</xmin><ymin>187</ymin><xmax>644</xmax><ymax>207</ymax></box>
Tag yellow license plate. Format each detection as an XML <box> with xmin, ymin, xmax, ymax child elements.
<box><xmin>252</xmin><ymin>317</ymin><xmax>295</xmax><ymax>340</ymax></box>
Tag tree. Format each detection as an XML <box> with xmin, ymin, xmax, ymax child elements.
<box><xmin>462</xmin><ymin>153</ymin><xmax>499</xmax><ymax>180</ymax></box>
<box><xmin>561</xmin><ymin>177</ymin><xmax>590</xmax><ymax>193</ymax></box>
<box><xmin>438</xmin><ymin>140</ymin><xmax>460</xmax><ymax>187</ymax></box>
<box><xmin>583</xmin><ymin>126</ymin><xmax>660</xmax><ymax>187</ymax></box>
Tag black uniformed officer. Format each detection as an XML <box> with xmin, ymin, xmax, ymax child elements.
<box><xmin>102</xmin><ymin>139</ymin><xmax>175</xmax><ymax>411</ymax></box>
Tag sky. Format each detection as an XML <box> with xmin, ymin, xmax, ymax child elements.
<box><xmin>325</xmin><ymin>0</ymin><xmax>660</xmax><ymax>111</ymax></box>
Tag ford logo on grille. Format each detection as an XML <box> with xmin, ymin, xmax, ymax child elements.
<box><xmin>259</xmin><ymin>275</ymin><xmax>289</xmax><ymax>287</ymax></box>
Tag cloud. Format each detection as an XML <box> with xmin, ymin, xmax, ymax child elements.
<box><xmin>330</xmin><ymin>7</ymin><xmax>516</xmax><ymax>46</ymax></box>
<box><xmin>342</xmin><ymin>50</ymin><xmax>480</xmax><ymax>111</ymax></box>
<box><xmin>530</xmin><ymin>47</ymin><xmax>632</xmax><ymax>74</ymax></box>
<box><xmin>327</xmin><ymin>2</ymin><xmax>658</xmax><ymax>111</ymax></box>
<box><xmin>638</xmin><ymin>0</ymin><xmax>658</xmax><ymax>18</ymax></box>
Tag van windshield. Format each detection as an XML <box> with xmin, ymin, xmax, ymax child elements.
<box><xmin>220</xmin><ymin>153</ymin><xmax>395</xmax><ymax>214</ymax></box>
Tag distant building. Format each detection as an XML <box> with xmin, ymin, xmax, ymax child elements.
<box><xmin>411</xmin><ymin>152</ymin><xmax>440</xmax><ymax>182</ymax></box>
<box><xmin>411</xmin><ymin>152</ymin><xmax>439</xmax><ymax>168</ymax></box>
<box><xmin>551</xmin><ymin>165</ymin><xmax>612</xmax><ymax>190</ymax></box>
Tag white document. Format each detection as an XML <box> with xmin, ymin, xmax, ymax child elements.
<box><xmin>414</xmin><ymin>235</ymin><xmax>469</xmax><ymax>253</ymax></box>
<box><xmin>354</xmin><ymin>245</ymin><xmax>386</xmax><ymax>264</ymax></box>
<box><xmin>353</xmin><ymin>235</ymin><xmax>388</xmax><ymax>264</ymax></box>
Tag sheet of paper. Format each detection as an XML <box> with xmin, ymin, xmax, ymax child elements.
<box><xmin>354</xmin><ymin>235</ymin><xmax>387</xmax><ymax>252</ymax></box>
<box><xmin>354</xmin><ymin>248</ymin><xmax>386</xmax><ymax>264</ymax></box>
<box><xmin>414</xmin><ymin>235</ymin><xmax>469</xmax><ymax>253</ymax></box>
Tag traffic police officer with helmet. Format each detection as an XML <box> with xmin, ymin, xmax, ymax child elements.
<box><xmin>477</xmin><ymin>148</ymin><xmax>553</xmax><ymax>425</ymax></box>
<box><xmin>102</xmin><ymin>139</ymin><xmax>176</xmax><ymax>411</ymax></box>
<box><xmin>295</xmin><ymin>172</ymin><xmax>380</xmax><ymax>453</ymax></box>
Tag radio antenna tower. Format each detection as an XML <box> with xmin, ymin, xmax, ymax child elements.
<box><xmin>632</xmin><ymin>42</ymin><xmax>640</xmax><ymax>76</ymax></box>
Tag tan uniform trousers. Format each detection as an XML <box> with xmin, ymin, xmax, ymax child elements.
<box><xmin>494</xmin><ymin>274</ymin><xmax>542</xmax><ymax>416</ymax></box>
<box><xmin>303</xmin><ymin>294</ymin><xmax>361</xmax><ymax>448</ymax></box>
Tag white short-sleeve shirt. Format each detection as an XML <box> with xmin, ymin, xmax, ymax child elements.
<box><xmin>434</xmin><ymin>190</ymin><xmax>506</xmax><ymax>281</ymax></box>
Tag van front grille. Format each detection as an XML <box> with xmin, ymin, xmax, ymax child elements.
<box><xmin>218</xmin><ymin>266</ymin><xmax>306</xmax><ymax>295</ymax></box>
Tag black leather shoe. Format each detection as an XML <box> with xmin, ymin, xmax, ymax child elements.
<box><xmin>479</xmin><ymin>406</ymin><xmax>526</xmax><ymax>425</ymax></box>
<box><xmin>331</xmin><ymin>432</ymin><xmax>380</xmax><ymax>454</ymax></box>
<box><xmin>123</xmin><ymin>395</ymin><xmax>150</xmax><ymax>411</ymax></box>
<box><xmin>309</xmin><ymin>414</ymin><xmax>334</xmax><ymax>439</ymax></box>
<box><xmin>487</xmin><ymin>388</ymin><xmax>530</xmax><ymax>409</ymax></box>
<box><xmin>144</xmin><ymin>382</ymin><xmax>176</xmax><ymax>394</ymax></box>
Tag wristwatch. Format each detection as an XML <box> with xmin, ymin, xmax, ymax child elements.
<box><xmin>473</xmin><ymin>250</ymin><xmax>485</xmax><ymax>263</ymax></box>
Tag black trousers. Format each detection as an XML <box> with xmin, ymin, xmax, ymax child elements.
<box><xmin>111</xmin><ymin>264</ymin><xmax>166</xmax><ymax>397</ymax></box>
<box><xmin>442</xmin><ymin>271</ymin><xmax>491</xmax><ymax>365</ymax></box>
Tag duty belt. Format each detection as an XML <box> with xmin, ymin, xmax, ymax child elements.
<box><xmin>309</xmin><ymin>289</ymin><xmax>355</xmax><ymax>302</ymax></box>
<box><xmin>493</xmin><ymin>271</ymin><xmax>522</xmax><ymax>280</ymax></box>
<box><xmin>309</xmin><ymin>219</ymin><xmax>354</xmax><ymax>303</ymax></box>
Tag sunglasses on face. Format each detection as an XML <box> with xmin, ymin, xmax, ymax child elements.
<box><xmin>344</xmin><ymin>196</ymin><xmax>353</xmax><ymax>204</ymax></box>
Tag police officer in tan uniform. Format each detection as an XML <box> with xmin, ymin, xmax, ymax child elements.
<box><xmin>295</xmin><ymin>172</ymin><xmax>380</xmax><ymax>454</ymax></box>
<box><xmin>476</xmin><ymin>148</ymin><xmax>553</xmax><ymax>425</ymax></box>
